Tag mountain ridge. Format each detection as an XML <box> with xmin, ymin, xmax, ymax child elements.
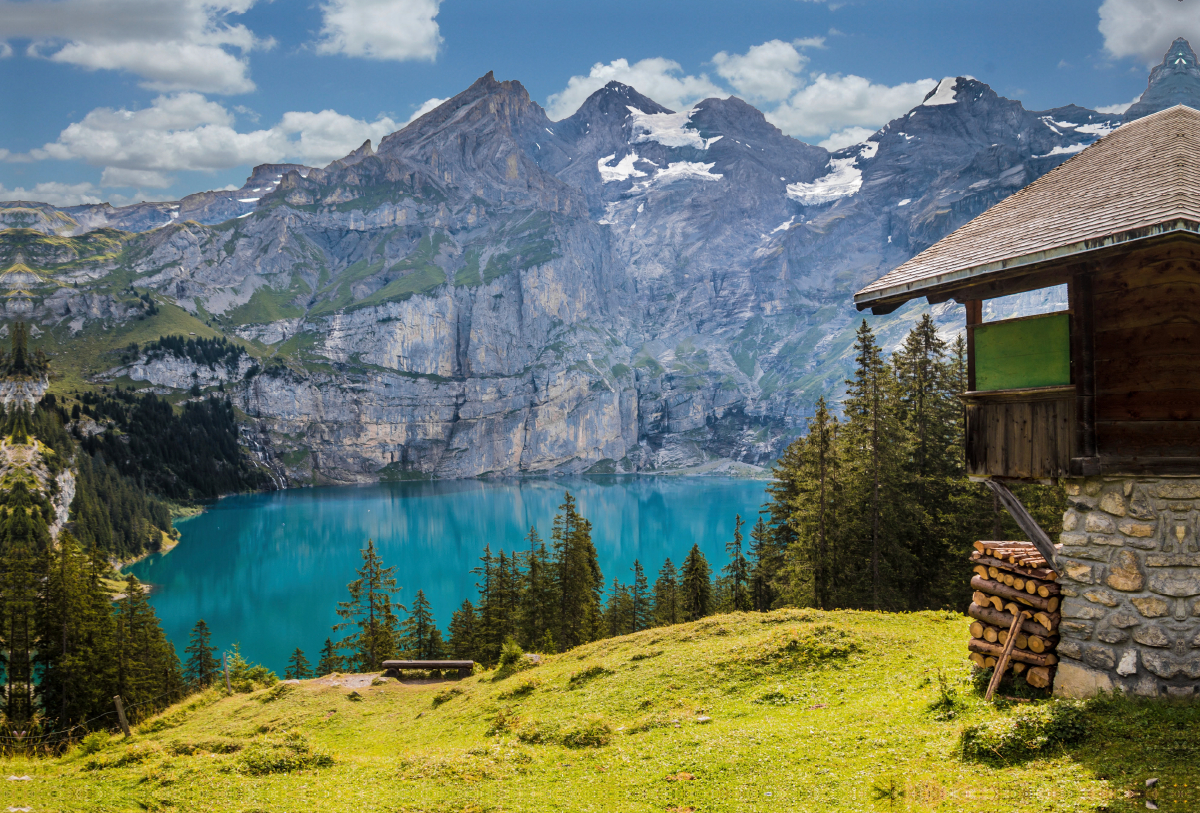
<box><xmin>1</xmin><ymin>40</ymin><xmax>1198</xmax><ymax>482</ymax></box>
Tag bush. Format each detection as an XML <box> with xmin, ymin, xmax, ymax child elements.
<box><xmin>561</xmin><ymin>716</ymin><xmax>612</xmax><ymax>749</ymax></box>
<box><xmin>78</xmin><ymin>731</ymin><xmax>110</xmax><ymax>756</ymax></box>
<box><xmin>235</xmin><ymin>732</ymin><xmax>333</xmax><ymax>776</ymax></box>
<box><xmin>960</xmin><ymin>701</ymin><xmax>1089</xmax><ymax>762</ymax></box>
<box><xmin>498</xmin><ymin>637</ymin><xmax>524</xmax><ymax>668</ymax></box>
<box><xmin>226</xmin><ymin>644</ymin><xmax>278</xmax><ymax>693</ymax></box>
<box><xmin>567</xmin><ymin>665</ymin><xmax>613</xmax><ymax>688</ymax></box>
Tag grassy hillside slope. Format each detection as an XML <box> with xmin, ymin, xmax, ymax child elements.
<box><xmin>8</xmin><ymin>610</ymin><xmax>1198</xmax><ymax>812</ymax></box>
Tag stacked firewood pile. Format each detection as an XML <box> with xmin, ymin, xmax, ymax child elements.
<box><xmin>966</xmin><ymin>540</ymin><xmax>1061</xmax><ymax>690</ymax></box>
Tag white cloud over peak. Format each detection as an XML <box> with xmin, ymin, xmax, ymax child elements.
<box><xmin>0</xmin><ymin>0</ymin><xmax>269</xmax><ymax>94</ymax></box>
<box><xmin>817</xmin><ymin>126</ymin><xmax>876</xmax><ymax>151</ymax></box>
<box><xmin>20</xmin><ymin>93</ymin><xmax>400</xmax><ymax>188</ymax></box>
<box><xmin>1098</xmin><ymin>0</ymin><xmax>1200</xmax><ymax>66</ymax></box>
<box><xmin>766</xmin><ymin>73</ymin><xmax>934</xmax><ymax>138</ymax></box>
<box><xmin>0</xmin><ymin>180</ymin><xmax>107</xmax><ymax>206</ymax></box>
<box><xmin>317</xmin><ymin>0</ymin><xmax>442</xmax><ymax>61</ymax></box>
<box><xmin>712</xmin><ymin>39</ymin><xmax>816</xmax><ymax>103</ymax></box>
<box><xmin>545</xmin><ymin>57</ymin><xmax>725</xmax><ymax>120</ymax></box>
<box><xmin>404</xmin><ymin>97</ymin><xmax>449</xmax><ymax>126</ymax></box>
<box><xmin>1095</xmin><ymin>96</ymin><xmax>1139</xmax><ymax>115</ymax></box>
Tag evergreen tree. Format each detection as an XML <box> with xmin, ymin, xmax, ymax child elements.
<box><xmin>551</xmin><ymin>492</ymin><xmax>604</xmax><ymax>650</ymax></box>
<box><xmin>652</xmin><ymin>558</ymin><xmax>679</xmax><ymax>627</ymax></box>
<box><xmin>315</xmin><ymin>638</ymin><xmax>341</xmax><ymax>675</ymax></box>
<box><xmin>447</xmin><ymin>599</ymin><xmax>479</xmax><ymax>662</ymax></box>
<box><xmin>518</xmin><ymin>527</ymin><xmax>555</xmax><ymax>651</ymax></box>
<box><xmin>603</xmin><ymin>579</ymin><xmax>633</xmax><ymax>638</ymax></box>
<box><xmin>114</xmin><ymin>574</ymin><xmax>183</xmax><ymax>718</ymax></box>
<box><xmin>679</xmin><ymin>545</ymin><xmax>712</xmax><ymax>622</ymax></box>
<box><xmin>285</xmin><ymin>648</ymin><xmax>312</xmax><ymax>680</ymax></box>
<box><xmin>840</xmin><ymin>320</ymin><xmax>907</xmax><ymax>610</ymax></box>
<box><xmin>183</xmin><ymin>619</ymin><xmax>219</xmax><ymax>688</ymax></box>
<box><xmin>629</xmin><ymin>560</ymin><xmax>650</xmax><ymax>632</ymax></box>
<box><xmin>723</xmin><ymin>514</ymin><xmax>751</xmax><ymax>612</ymax></box>
<box><xmin>471</xmin><ymin>545</ymin><xmax>500</xmax><ymax>666</ymax></box>
<box><xmin>748</xmin><ymin>516</ymin><xmax>779</xmax><ymax>612</ymax></box>
<box><xmin>400</xmin><ymin>589</ymin><xmax>442</xmax><ymax>659</ymax></box>
<box><xmin>780</xmin><ymin>398</ymin><xmax>841</xmax><ymax>609</ymax></box>
<box><xmin>333</xmin><ymin>540</ymin><xmax>404</xmax><ymax>672</ymax></box>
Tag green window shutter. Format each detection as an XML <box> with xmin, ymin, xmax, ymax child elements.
<box><xmin>974</xmin><ymin>312</ymin><xmax>1071</xmax><ymax>391</ymax></box>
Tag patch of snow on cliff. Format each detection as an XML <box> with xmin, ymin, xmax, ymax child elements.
<box><xmin>1034</xmin><ymin>143</ymin><xmax>1088</xmax><ymax>158</ymax></box>
<box><xmin>785</xmin><ymin>141</ymin><xmax>876</xmax><ymax>205</ymax></box>
<box><xmin>897</xmin><ymin>198</ymin><xmax>911</xmax><ymax>207</ymax></box>
<box><xmin>771</xmin><ymin>217</ymin><xmax>795</xmax><ymax>234</ymax></box>
<box><xmin>627</xmin><ymin>107</ymin><xmax>720</xmax><ymax>149</ymax></box>
<box><xmin>647</xmin><ymin>161</ymin><xmax>723</xmax><ymax>185</ymax></box>
<box><xmin>238</xmin><ymin>197</ymin><xmax>260</xmax><ymax>203</ymax></box>
<box><xmin>598</xmin><ymin>152</ymin><xmax>648</xmax><ymax>183</ymax></box>
<box><xmin>597</xmin><ymin>202</ymin><xmax>620</xmax><ymax>225</ymax></box>
<box><xmin>1076</xmin><ymin>122</ymin><xmax>1117</xmax><ymax>136</ymax></box>
<box><xmin>922</xmin><ymin>77</ymin><xmax>959</xmax><ymax>106</ymax></box>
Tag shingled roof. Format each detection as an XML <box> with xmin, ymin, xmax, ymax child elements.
<box><xmin>854</xmin><ymin>104</ymin><xmax>1200</xmax><ymax>312</ymax></box>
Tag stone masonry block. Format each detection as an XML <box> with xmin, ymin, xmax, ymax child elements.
<box><xmin>1083</xmin><ymin>589</ymin><xmax>1120</xmax><ymax>607</ymax></box>
<box><xmin>1106</xmin><ymin>550</ymin><xmax>1145</xmax><ymax>592</ymax></box>
<box><xmin>1132</xmin><ymin>596</ymin><xmax>1170</xmax><ymax>617</ymax></box>
<box><xmin>1059</xmin><ymin>532</ymin><xmax>1088</xmax><ymax>547</ymax></box>
<box><xmin>1090</xmin><ymin>534</ymin><xmax>1125</xmax><ymax>546</ymax></box>
<box><xmin>1132</xmin><ymin>625</ymin><xmax>1172</xmax><ymax>648</ymax></box>
<box><xmin>1060</xmin><ymin>620</ymin><xmax>1094</xmax><ymax>638</ymax></box>
<box><xmin>1117</xmin><ymin>519</ymin><xmax>1155</xmax><ymax>538</ymax></box>
<box><xmin>1086</xmin><ymin>512</ymin><xmax>1116</xmax><ymax>533</ymax></box>
<box><xmin>1062</xmin><ymin>510</ymin><xmax>1080</xmax><ymax>531</ymax></box>
<box><xmin>1148</xmin><ymin>571</ymin><xmax>1200</xmax><ymax>597</ymax></box>
<box><xmin>1064</xmin><ymin>563</ymin><xmax>1095</xmax><ymax>584</ymax></box>
<box><xmin>1083</xmin><ymin>645</ymin><xmax>1116</xmax><ymax>670</ymax></box>
<box><xmin>1098</xmin><ymin>627</ymin><xmax>1129</xmax><ymax>644</ymax></box>
<box><xmin>1099</xmin><ymin>491</ymin><xmax>1127</xmax><ymax>516</ymax></box>
<box><xmin>1060</xmin><ymin>546</ymin><xmax>1107</xmax><ymax>562</ymax></box>
<box><xmin>1110</xmin><ymin>612</ymin><xmax>1141</xmax><ymax>629</ymax></box>
<box><xmin>1062</xmin><ymin>597</ymin><xmax>1108</xmax><ymax>619</ymax></box>
<box><xmin>1057</xmin><ymin>640</ymin><xmax>1084</xmax><ymax>661</ymax></box>
<box><xmin>1117</xmin><ymin>649</ymin><xmax>1138</xmax><ymax>676</ymax></box>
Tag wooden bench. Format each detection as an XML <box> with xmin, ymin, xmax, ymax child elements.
<box><xmin>382</xmin><ymin>660</ymin><xmax>474</xmax><ymax>679</ymax></box>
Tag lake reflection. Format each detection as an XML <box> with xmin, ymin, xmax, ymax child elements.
<box><xmin>128</xmin><ymin>476</ymin><xmax>769</xmax><ymax>672</ymax></box>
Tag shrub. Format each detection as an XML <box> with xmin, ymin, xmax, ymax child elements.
<box><xmin>561</xmin><ymin>716</ymin><xmax>612</xmax><ymax>748</ymax></box>
<box><xmin>235</xmin><ymin>732</ymin><xmax>333</xmax><ymax>776</ymax></box>
<box><xmin>960</xmin><ymin>701</ymin><xmax>1089</xmax><ymax>762</ymax></box>
<box><xmin>498</xmin><ymin>637</ymin><xmax>524</xmax><ymax>668</ymax></box>
<box><xmin>432</xmin><ymin>686</ymin><xmax>465</xmax><ymax>708</ymax></box>
<box><xmin>497</xmin><ymin>679</ymin><xmax>539</xmax><ymax>701</ymax></box>
<box><xmin>568</xmin><ymin>665</ymin><xmax>613</xmax><ymax>688</ymax></box>
<box><xmin>78</xmin><ymin>732</ymin><xmax>110</xmax><ymax>756</ymax></box>
<box><xmin>226</xmin><ymin>644</ymin><xmax>279</xmax><ymax>693</ymax></box>
<box><xmin>743</xmin><ymin>623</ymin><xmax>862</xmax><ymax>669</ymax></box>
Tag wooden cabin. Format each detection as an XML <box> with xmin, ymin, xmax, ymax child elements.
<box><xmin>855</xmin><ymin>105</ymin><xmax>1200</xmax><ymax>482</ymax></box>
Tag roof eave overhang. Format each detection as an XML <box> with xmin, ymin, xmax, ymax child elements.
<box><xmin>853</xmin><ymin>218</ymin><xmax>1200</xmax><ymax>313</ymax></box>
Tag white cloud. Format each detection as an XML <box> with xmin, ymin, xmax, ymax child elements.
<box><xmin>1</xmin><ymin>0</ymin><xmax>269</xmax><ymax>94</ymax></box>
<box><xmin>317</xmin><ymin>0</ymin><xmax>442</xmax><ymax>61</ymax></box>
<box><xmin>404</xmin><ymin>97</ymin><xmax>448</xmax><ymax>126</ymax></box>
<box><xmin>19</xmin><ymin>93</ymin><xmax>400</xmax><ymax>185</ymax></box>
<box><xmin>0</xmin><ymin>41</ymin><xmax>11</xmax><ymax>58</ymax></box>
<box><xmin>1096</xmin><ymin>96</ymin><xmax>1140</xmax><ymax>115</ymax></box>
<box><xmin>545</xmin><ymin>57</ymin><xmax>725</xmax><ymax>119</ymax></box>
<box><xmin>1098</xmin><ymin>0</ymin><xmax>1200</xmax><ymax>66</ymax></box>
<box><xmin>817</xmin><ymin>126</ymin><xmax>876</xmax><ymax>151</ymax></box>
<box><xmin>0</xmin><ymin>180</ymin><xmax>106</xmax><ymax>206</ymax></box>
<box><xmin>712</xmin><ymin>39</ymin><xmax>814</xmax><ymax>103</ymax></box>
<box><xmin>766</xmin><ymin>73</ymin><xmax>934</xmax><ymax>138</ymax></box>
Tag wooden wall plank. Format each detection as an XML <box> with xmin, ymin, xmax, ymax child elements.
<box><xmin>1094</xmin><ymin>323</ymin><xmax>1200</xmax><ymax>360</ymax></box>
<box><xmin>1096</xmin><ymin>390</ymin><xmax>1200</xmax><ymax>421</ymax></box>
<box><xmin>1095</xmin><ymin>354</ymin><xmax>1200</xmax><ymax>393</ymax></box>
<box><xmin>1097</xmin><ymin>420</ymin><xmax>1200</xmax><ymax>457</ymax></box>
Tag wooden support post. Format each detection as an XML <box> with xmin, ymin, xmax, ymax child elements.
<box><xmin>965</xmin><ymin>298</ymin><xmax>982</xmax><ymax>392</ymax></box>
<box><xmin>982</xmin><ymin>479</ymin><xmax>1059</xmax><ymax>568</ymax></box>
<box><xmin>985</xmin><ymin>610</ymin><xmax>1030</xmax><ymax>701</ymax></box>
<box><xmin>223</xmin><ymin>653</ymin><xmax>232</xmax><ymax>694</ymax></box>
<box><xmin>1068</xmin><ymin>272</ymin><xmax>1098</xmax><ymax>474</ymax></box>
<box><xmin>113</xmin><ymin>695</ymin><xmax>131</xmax><ymax>738</ymax></box>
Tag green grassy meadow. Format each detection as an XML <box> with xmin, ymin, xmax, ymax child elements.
<box><xmin>6</xmin><ymin>609</ymin><xmax>1198</xmax><ymax>813</ymax></box>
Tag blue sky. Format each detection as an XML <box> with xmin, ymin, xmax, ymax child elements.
<box><xmin>2</xmin><ymin>0</ymin><xmax>1197</xmax><ymax>206</ymax></box>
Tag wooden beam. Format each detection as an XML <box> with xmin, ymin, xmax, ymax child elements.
<box><xmin>965</xmin><ymin>298</ymin><xmax>982</xmax><ymax>392</ymax></box>
<box><xmin>1069</xmin><ymin>272</ymin><xmax>1098</xmax><ymax>474</ymax></box>
<box><xmin>981</xmin><ymin>479</ymin><xmax>1059</xmax><ymax>568</ymax></box>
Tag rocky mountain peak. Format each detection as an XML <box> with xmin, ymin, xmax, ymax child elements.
<box><xmin>1124</xmin><ymin>37</ymin><xmax>1200</xmax><ymax>121</ymax></box>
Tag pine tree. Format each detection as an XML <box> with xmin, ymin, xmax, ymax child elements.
<box><xmin>183</xmin><ymin>619</ymin><xmax>219</xmax><ymax>688</ymax></box>
<box><xmin>679</xmin><ymin>545</ymin><xmax>712</xmax><ymax>622</ymax></box>
<box><xmin>652</xmin><ymin>558</ymin><xmax>679</xmax><ymax>627</ymax></box>
<box><xmin>551</xmin><ymin>492</ymin><xmax>603</xmax><ymax>650</ymax></box>
<box><xmin>603</xmin><ymin>579</ymin><xmax>633</xmax><ymax>638</ymax></box>
<box><xmin>780</xmin><ymin>397</ymin><xmax>841</xmax><ymax>609</ymax></box>
<box><xmin>285</xmin><ymin>648</ymin><xmax>312</xmax><ymax>680</ymax></box>
<box><xmin>33</xmin><ymin>532</ymin><xmax>93</xmax><ymax>727</ymax></box>
<box><xmin>315</xmin><ymin>638</ymin><xmax>341</xmax><ymax>675</ymax></box>
<box><xmin>472</xmin><ymin>545</ymin><xmax>500</xmax><ymax>665</ymax></box>
<box><xmin>723</xmin><ymin>515</ymin><xmax>751</xmax><ymax>611</ymax></box>
<box><xmin>629</xmin><ymin>560</ymin><xmax>650</xmax><ymax>632</ymax></box>
<box><xmin>748</xmin><ymin>516</ymin><xmax>778</xmax><ymax>612</ymax></box>
<box><xmin>841</xmin><ymin>320</ymin><xmax>907</xmax><ymax>610</ymax></box>
<box><xmin>400</xmin><ymin>589</ymin><xmax>441</xmax><ymax>659</ymax></box>
<box><xmin>114</xmin><ymin>574</ymin><xmax>183</xmax><ymax>717</ymax></box>
<box><xmin>518</xmin><ymin>526</ymin><xmax>555</xmax><ymax>650</ymax></box>
<box><xmin>447</xmin><ymin>599</ymin><xmax>479</xmax><ymax>662</ymax></box>
<box><xmin>333</xmin><ymin>539</ymin><xmax>404</xmax><ymax>672</ymax></box>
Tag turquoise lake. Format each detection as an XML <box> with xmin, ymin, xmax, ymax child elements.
<box><xmin>128</xmin><ymin>477</ymin><xmax>770</xmax><ymax>673</ymax></box>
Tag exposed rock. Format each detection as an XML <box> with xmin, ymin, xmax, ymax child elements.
<box><xmin>1105</xmin><ymin>550</ymin><xmax>1145</xmax><ymax>592</ymax></box>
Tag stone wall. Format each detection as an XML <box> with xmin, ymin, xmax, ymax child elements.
<box><xmin>1054</xmin><ymin>477</ymin><xmax>1200</xmax><ymax>698</ymax></box>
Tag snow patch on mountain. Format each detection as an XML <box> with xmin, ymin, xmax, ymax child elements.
<box><xmin>922</xmin><ymin>77</ymin><xmax>960</xmax><ymax>106</ymax></box>
<box><xmin>1035</xmin><ymin>143</ymin><xmax>1088</xmax><ymax>158</ymax></box>
<box><xmin>785</xmin><ymin>140</ymin><xmax>877</xmax><ymax>205</ymax></box>
<box><xmin>1076</xmin><ymin>122</ymin><xmax>1118</xmax><ymax>136</ymax></box>
<box><xmin>644</xmin><ymin>161</ymin><xmax>723</xmax><ymax>186</ymax></box>
<box><xmin>598</xmin><ymin>152</ymin><xmax>648</xmax><ymax>182</ymax></box>
<box><xmin>628</xmin><ymin>107</ymin><xmax>721</xmax><ymax>149</ymax></box>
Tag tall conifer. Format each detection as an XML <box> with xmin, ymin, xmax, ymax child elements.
<box><xmin>333</xmin><ymin>539</ymin><xmax>404</xmax><ymax>672</ymax></box>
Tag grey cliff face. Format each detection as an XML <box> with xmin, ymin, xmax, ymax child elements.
<box><xmin>4</xmin><ymin>43</ymin><xmax>1200</xmax><ymax>484</ymax></box>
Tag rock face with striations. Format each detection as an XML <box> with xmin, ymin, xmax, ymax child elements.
<box><xmin>3</xmin><ymin>42</ymin><xmax>1200</xmax><ymax>482</ymax></box>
